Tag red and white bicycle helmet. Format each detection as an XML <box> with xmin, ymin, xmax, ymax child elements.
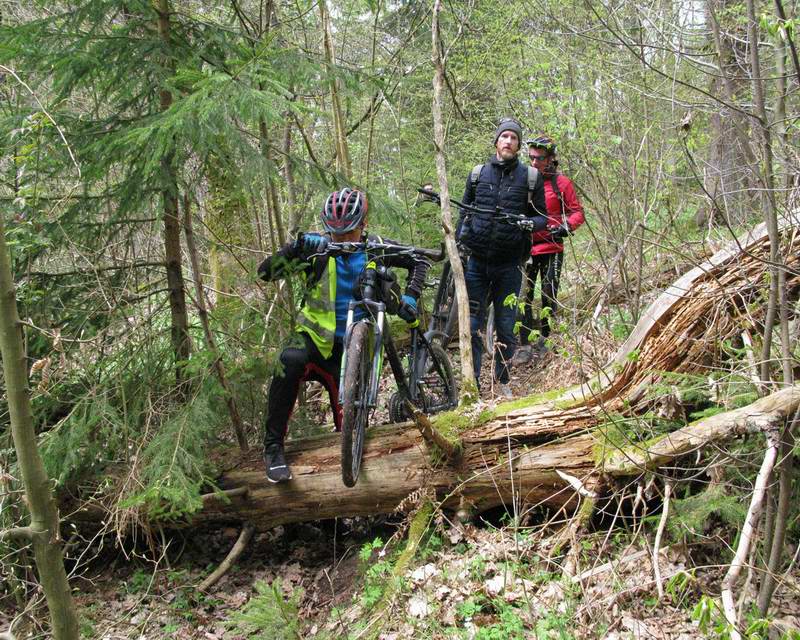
<box><xmin>321</xmin><ymin>188</ymin><xmax>368</xmax><ymax>234</ymax></box>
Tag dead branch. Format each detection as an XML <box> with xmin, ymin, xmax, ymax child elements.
<box><xmin>720</xmin><ymin>429</ymin><xmax>780</xmax><ymax>639</ymax></box>
<box><xmin>198</xmin><ymin>522</ymin><xmax>256</xmax><ymax>592</ymax></box>
<box><xmin>653</xmin><ymin>481</ymin><xmax>672</xmax><ymax>599</ymax></box>
<box><xmin>404</xmin><ymin>399</ymin><xmax>461</xmax><ymax>462</ymax></box>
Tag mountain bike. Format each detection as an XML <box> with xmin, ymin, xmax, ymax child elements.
<box><xmin>418</xmin><ymin>188</ymin><xmax>543</xmax><ymax>352</ymax></box>
<box><xmin>328</xmin><ymin>240</ymin><xmax>459</xmax><ymax>487</ymax></box>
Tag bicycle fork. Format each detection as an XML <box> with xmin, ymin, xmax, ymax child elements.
<box><xmin>338</xmin><ymin>304</ymin><xmax>387</xmax><ymax>410</ymax></box>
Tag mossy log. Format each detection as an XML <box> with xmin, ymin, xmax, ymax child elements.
<box><xmin>72</xmin><ymin>217</ymin><xmax>799</xmax><ymax>531</ymax></box>
<box><xmin>179</xmin><ymin>384</ymin><xmax>800</xmax><ymax>531</ymax></box>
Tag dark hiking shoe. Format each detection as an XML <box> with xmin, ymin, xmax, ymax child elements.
<box><xmin>264</xmin><ymin>444</ymin><xmax>292</xmax><ymax>483</ymax></box>
<box><xmin>532</xmin><ymin>337</ymin><xmax>549</xmax><ymax>358</ymax></box>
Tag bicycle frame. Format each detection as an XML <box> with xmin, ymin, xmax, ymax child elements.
<box><xmin>338</xmin><ymin>266</ymin><xmax>421</xmax><ymax>412</ymax></box>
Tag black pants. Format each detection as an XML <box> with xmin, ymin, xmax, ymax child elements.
<box><xmin>465</xmin><ymin>256</ymin><xmax>523</xmax><ymax>385</ymax></box>
<box><xmin>263</xmin><ymin>333</ymin><xmax>343</xmax><ymax>448</ymax></box>
<box><xmin>519</xmin><ymin>252</ymin><xmax>563</xmax><ymax>345</ymax></box>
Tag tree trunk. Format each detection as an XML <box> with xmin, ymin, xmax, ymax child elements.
<box><xmin>431</xmin><ymin>0</ymin><xmax>477</xmax><ymax>401</ymax></box>
<box><xmin>183</xmin><ymin>197</ymin><xmax>249</xmax><ymax>452</ymax></box>
<box><xmin>319</xmin><ymin>0</ymin><xmax>352</xmax><ymax>179</ymax></box>
<box><xmin>0</xmin><ymin>212</ymin><xmax>79</xmax><ymax>639</ymax></box>
<box><xmin>156</xmin><ymin>0</ymin><xmax>191</xmax><ymax>385</ymax></box>
<box><xmin>704</xmin><ymin>0</ymin><xmax>758</xmax><ymax>228</ymax></box>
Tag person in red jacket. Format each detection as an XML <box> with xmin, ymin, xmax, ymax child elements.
<box><xmin>515</xmin><ymin>135</ymin><xmax>585</xmax><ymax>363</ymax></box>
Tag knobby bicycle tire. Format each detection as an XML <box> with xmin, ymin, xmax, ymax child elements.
<box><xmin>413</xmin><ymin>341</ymin><xmax>458</xmax><ymax>414</ymax></box>
<box><xmin>341</xmin><ymin>322</ymin><xmax>372</xmax><ymax>487</ymax></box>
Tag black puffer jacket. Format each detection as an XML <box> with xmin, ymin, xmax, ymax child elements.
<box><xmin>457</xmin><ymin>156</ymin><xmax>547</xmax><ymax>264</ymax></box>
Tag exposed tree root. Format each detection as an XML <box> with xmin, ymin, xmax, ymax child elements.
<box><xmin>197</xmin><ymin>522</ymin><xmax>256</xmax><ymax>592</ymax></box>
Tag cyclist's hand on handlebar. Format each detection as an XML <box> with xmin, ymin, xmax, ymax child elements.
<box><xmin>548</xmin><ymin>223</ymin><xmax>572</xmax><ymax>239</ymax></box>
<box><xmin>296</xmin><ymin>232</ymin><xmax>329</xmax><ymax>257</ymax></box>
<box><xmin>398</xmin><ymin>294</ymin><xmax>418</xmax><ymax>323</ymax></box>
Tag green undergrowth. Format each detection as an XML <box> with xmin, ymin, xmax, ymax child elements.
<box><xmin>363</xmin><ymin>502</ymin><xmax>434</xmax><ymax>639</ymax></box>
<box><xmin>335</xmin><ymin>513</ymin><xmax>586</xmax><ymax>639</ymax></box>
<box><xmin>664</xmin><ymin>483</ymin><xmax>746</xmax><ymax>541</ymax></box>
<box><xmin>227</xmin><ymin>578</ymin><xmax>304</xmax><ymax>640</ymax></box>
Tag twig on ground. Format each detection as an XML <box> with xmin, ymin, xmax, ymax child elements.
<box><xmin>198</xmin><ymin>522</ymin><xmax>256</xmax><ymax>591</ymax></box>
<box><xmin>654</xmin><ymin>481</ymin><xmax>672</xmax><ymax>599</ymax></box>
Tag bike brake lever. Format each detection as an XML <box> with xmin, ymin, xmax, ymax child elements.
<box><xmin>416</xmin><ymin>188</ymin><xmax>441</xmax><ymax>204</ymax></box>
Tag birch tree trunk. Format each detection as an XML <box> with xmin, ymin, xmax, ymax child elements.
<box><xmin>0</xmin><ymin>214</ymin><xmax>79</xmax><ymax>640</ymax></box>
<box><xmin>431</xmin><ymin>0</ymin><xmax>477</xmax><ymax>401</ymax></box>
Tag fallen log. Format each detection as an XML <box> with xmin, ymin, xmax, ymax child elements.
<box><xmin>70</xmin><ymin>217</ymin><xmax>799</xmax><ymax>531</ymax></box>
<box><xmin>559</xmin><ymin>216</ymin><xmax>800</xmax><ymax>410</ymax></box>
<box><xmin>603</xmin><ymin>385</ymin><xmax>800</xmax><ymax>476</ymax></box>
<box><xmin>174</xmin><ymin>383</ymin><xmax>796</xmax><ymax>530</ymax></box>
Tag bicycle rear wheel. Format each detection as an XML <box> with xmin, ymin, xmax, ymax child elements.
<box><xmin>430</xmin><ymin>263</ymin><xmax>457</xmax><ymax>347</ymax></box>
<box><xmin>413</xmin><ymin>341</ymin><xmax>458</xmax><ymax>414</ymax></box>
<box><xmin>341</xmin><ymin>322</ymin><xmax>372</xmax><ymax>487</ymax></box>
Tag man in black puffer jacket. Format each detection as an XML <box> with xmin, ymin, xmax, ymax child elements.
<box><xmin>457</xmin><ymin>117</ymin><xmax>547</xmax><ymax>397</ymax></box>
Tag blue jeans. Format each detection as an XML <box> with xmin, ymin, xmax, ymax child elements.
<box><xmin>464</xmin><ymin>257</ymin><xmax>523</xmax><ymax>385</ymax></box>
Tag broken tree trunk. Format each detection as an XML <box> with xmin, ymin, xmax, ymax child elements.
<box><xmin>72</xmin><ymin>217</ymin><xmax>800</xmax><ymax>531</ymax></box>
<box><xmin>159</xmin><ymin>384</ymin><xmax>799</xmax><ymax>531</ymax></box>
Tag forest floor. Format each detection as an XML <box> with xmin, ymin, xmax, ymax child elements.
<box><xmin>58</xmin><ymin>514</ymin><xmax>800</xmax><ymax>639</ymax></box>
<box><xmin>5</xmin><ymin>337</ymin><xmax>800</xmax><ymax>639</ymax></box>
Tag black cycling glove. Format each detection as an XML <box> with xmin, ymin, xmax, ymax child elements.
<box><xmin>295</xmin><ymin>232</ymin><xmax>329</xmax><ymax>258</ymax></box>
<box><xmin>548</xmin><ymin>223</ymin><xmax>572</xmax><ymax>240</ymax></box>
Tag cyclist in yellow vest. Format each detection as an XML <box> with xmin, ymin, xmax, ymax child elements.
<box><xmin>257</xmin><ymin>188</ymin><xmax>430</xmax><ymax>483</ymax></box>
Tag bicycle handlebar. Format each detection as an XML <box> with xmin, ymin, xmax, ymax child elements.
<box><xmin>416</xmin><ymin>188</ymin><xmax>543</xmax><ymax>232</ymax></box>
<box><xmin>316</xmin><ymin>240</ymin><xmax>446</xmax><ymax>262</ymax></box>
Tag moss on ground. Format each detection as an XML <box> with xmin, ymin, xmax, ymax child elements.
<box><xmin>364</xmin><ymin>501</ymin><xmax>434</xmax><ymax>640</ymax></box>
<box><xmin>499</xmin><ymin>388</ymin><xmax>564</xmax><ymax>412</ymax></box>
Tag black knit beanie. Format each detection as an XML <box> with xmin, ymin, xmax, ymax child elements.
<box><xmin>493</xmin><ymin>118</ymin><xmax>523</xmax><ymax>145</ymax></box>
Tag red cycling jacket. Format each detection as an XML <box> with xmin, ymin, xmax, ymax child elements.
<box><xmin>530</xmin><ymin>173</ymin><xmax>585</xmax><ymax>256</ymax></box>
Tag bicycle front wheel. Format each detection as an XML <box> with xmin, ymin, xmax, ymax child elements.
<box><xmin>341</xmin><ymin>322</ymin><xmax>372</xmax><ymax>487</ymax></box>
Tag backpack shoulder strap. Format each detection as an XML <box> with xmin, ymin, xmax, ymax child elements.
<box><xmin>549</xmin><ymin>173</ymin><xmax>565</xmax><ymax>217</ymax></box>
<box><xmin>527</xmin><ymin>165</ymin><xmax>539</xmax><ymax>193</ymax></box>
<box><xmin>526</xmin><ymin>165</ymin><xmax>540</xmax><ymax>205</ymax></box>
<box><xmin>470</xmin><ymin>164</ymin><xmax>484</xmax><ymax>189</ymax></box>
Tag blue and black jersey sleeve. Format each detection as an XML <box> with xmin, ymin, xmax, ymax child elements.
<box><xmin>257</xmin><ymin>241</ymin><xmax>311</xmax><ymax>282</ymax></box>
<box><xmin>372</xmin><ymin>236</ymin><xmax>430</xmax><ymax>300</ymax></box>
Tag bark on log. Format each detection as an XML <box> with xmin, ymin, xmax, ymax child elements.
<box><xmin>71</xmin><ymin>218</ymin><xmax>800</xmax><ymax>531</ymax></box>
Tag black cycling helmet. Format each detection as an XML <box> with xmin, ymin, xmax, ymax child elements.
<box><xmin>527</xmin><ymin>135</ymin><xmax>557</xmax><ymax>156</ymax></box>
<box><xmin>321</xmin><ymin>188</ymin><xmax>368</xmax><ymax>234</ymax></box>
